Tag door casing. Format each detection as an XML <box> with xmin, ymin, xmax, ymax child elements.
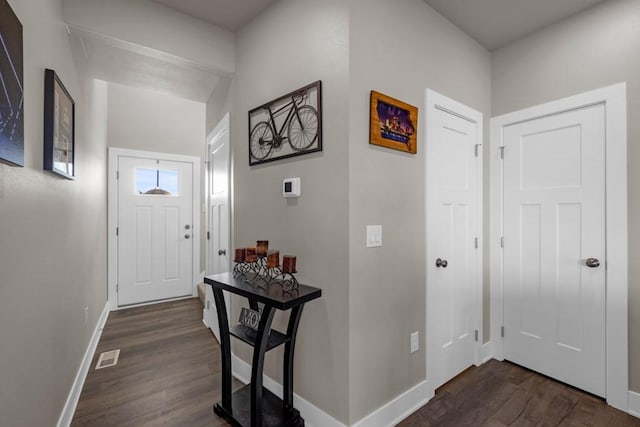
<box><xmin>108</xmin><ymin>147</ymin><xmax>201</xmax><ymax>310</ymax></box>
<box><xmin>490</xmin><ymin>83</ymin><xmax>628</xmax><ymax>410</ymax></box>
<box><xmin>425</xmin><ymin>89</ymin><xmax>484</xmax><ymax>394</ymax></box>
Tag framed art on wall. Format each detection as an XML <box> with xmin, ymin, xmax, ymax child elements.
<box><xmin>0</xmin><ymin>0</ymin><xmax>24</xmax><ymax>166</ymax></box>
<box><xmin>370</xmin><ymin>90</ymin><xmax>418</xmax><ymax>154</ymax></box>
<box><xmin>44</xmin><ymin>69</ymin><xmax>75</xmax><ymax>179</ymax></box>
<box><xmin>248</xmin><ymin>81</ymin><xmax>322</xmax><ymax>166</ymax></box>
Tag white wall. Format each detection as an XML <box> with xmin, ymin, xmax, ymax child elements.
<box><xmin>107</xmin><ymin>82</ymin><xmax>206</xmax><ymax>158</ymax></box>
<box><xmin>232</xmin><ymin>0</ymin><xmax>350</xmax><ymax>423</ymax></box>
<box><xmin>492</xmin><ymin>0</ymin><xmax>640</xmax><ymax>392</ymax></box>
<box><xmin>0</xmin><ymin>0</ymin><xmax>108</xmax><ymax>425</ymax></box>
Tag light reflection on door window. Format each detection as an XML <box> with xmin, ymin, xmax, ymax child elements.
<box><xmin>136</xmin><ymin>168</ymin><xmax>179</xmax><ymax>195</ymax></box>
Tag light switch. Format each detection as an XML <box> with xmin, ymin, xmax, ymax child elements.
<box><xmin>366</xmin><ymin>225</ymin><xmax>382</xmax><ymax>248</ymax></box>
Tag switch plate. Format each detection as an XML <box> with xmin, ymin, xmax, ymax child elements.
<box><xmin>410</xmin><ymin>331</ymin><xmax>419</xmax><ymax>353</ymax></box>
<box><xmin>366</xmin><ymin>225</ymin><xmax>382</xmax><ymax>248</ymax></box>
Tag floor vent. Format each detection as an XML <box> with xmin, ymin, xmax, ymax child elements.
<box><xmin>95</xmin><ymin>349</ymin><xmax>120</xmax><ymax>370</ymax></box>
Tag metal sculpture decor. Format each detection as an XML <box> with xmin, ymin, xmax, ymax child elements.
<box><xmin>248</xmin><ymin>81</ymin><xmax>322</xmax><ymax>165</ymax></box>
<box><xmin>233</xmin><ymin>241</ymin><xmax>299</xmax><ymax>293</ymax></box>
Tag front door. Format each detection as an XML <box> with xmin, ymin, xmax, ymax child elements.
<box><xmin>117</xmin><ymin>156</ymin><xmax>194</xmax><ymax>306</ymax></box>
<box><xmin>502</xmin><ymin>104</ymin><xmax>606</xmax><ymax>397</ymax></box>
<box><xmin>427</xmin><ymin>93</ymin><xmax>482</xmax><ymax>390</ymax></box>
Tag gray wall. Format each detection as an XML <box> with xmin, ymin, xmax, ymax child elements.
<box><xmin>231</xmin><ymin>0</ymin><xmax>350</xmax><ymax>422</ymax></box>
<box><xmin>491</xmin><ymin>0</ymin><xmax>640</xmax><ymax>392</ymax></box>
<box><xmin>0</xmin><ymin>0</ymin><xmax>108</xmax><ymax>425</ymax></box>
<box><xmin>347</xmin><ymin>0</ymin><xmax>492</xmax><ymax>422</ymax></box>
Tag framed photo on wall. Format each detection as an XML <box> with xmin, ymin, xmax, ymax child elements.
<box><xmin>44</xmin><ymin>69</ymin><xmax>75</xmax><ymax>179</ymax></box>
<box><xmin>369</xmin><ymin>90</ymin><xmax>418</xmax><ymax>154</ymax></box>
<box><xmin>0</xmin><ymin>0</ymin><xmax>24</xmax><ymax>167</ymax></box>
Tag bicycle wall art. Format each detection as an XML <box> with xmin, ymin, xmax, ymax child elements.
<box><xmin>369</xmin><ymin>90</ymin><xmax>418</xmax><ymax>154</ymax></box>
<box><xmin>248</xmin><ymin>80</ymin><xmax>322</xmax><ymax>166</ymax></box>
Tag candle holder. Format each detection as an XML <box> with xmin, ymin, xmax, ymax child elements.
<box><xmin>232</xmin><ymin>246</ymin><xmax>299</xmax><ymax>293</ymax></box>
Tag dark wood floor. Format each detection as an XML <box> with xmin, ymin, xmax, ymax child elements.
<box><xmin>72</xmin><ymin>298</ymin><xmax>237</xmax><ymax>426</ymax></box>
<box><xmin>73</xmin><ymin>299</ymin><xmax>640</xmax><ymax>426</ymax></box>
<box><xmin>399</xmin><ymin>359</ymin><xmax>640</xmax><ymax>427</ymax></box>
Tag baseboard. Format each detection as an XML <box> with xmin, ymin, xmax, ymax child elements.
<box><xmin>629</xmin><ymin>390</ymin><xmax>640</xmax><ymax>418</ymax></box>
<box><xmin>351</xmin><ymin>380</ymin><xmax>433</xmax><ymax>427</ymax></box>
<box><xmin>56</xmin><ymin>302</ymin><xmax>110</xmax><ymax>427</ymax></box>
<box><xmin>231</xmin><ymin>354</ymin><xmax>347</xmax><ymax>427</ymax></box>
<box><xmin>479</xmin><ymin>341</ymin><xmax>493</xmax><ymax>365</ymax></box>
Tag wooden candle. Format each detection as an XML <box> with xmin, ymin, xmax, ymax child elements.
<box><xmin>234</xmin><ymin>248</ymin><xmax>246</xmax><ymax>263</ymax></box>
<box><xmin>266</xmin><ymin>250</ymin><xmax>280</xmax><ymax>268</ymax></box>
<box><xmin>282</xmin><ymin>255</ymin><xmax>297</xmax><ymax>273</ymax></box>
<box><xmin>246</xmin><ymin>247</ymin><xmax>257</xmax><ymax>262</ymax></box>
<box><xmin>256</xmin><ymin>240</ymin><xmax>269</xmax><ymax>256</ymax></box>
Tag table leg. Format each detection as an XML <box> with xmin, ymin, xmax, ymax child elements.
<box><xmin>283</xmin><ymin>305</ymin><xmax>304</xmax><ymax>410</ymax></box>
<box><xmin>251</xmin><ymin>304</ymin><xmax>276</xmax><ymax>427</ymax></box>
<box><xmin>212</xmin><ymin>287</ymin><xmax>232</xmax><ymax>410</ymax></box>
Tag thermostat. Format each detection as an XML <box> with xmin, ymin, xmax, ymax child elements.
<box><xmin>283</xmin><ymin>177</ymin><xmax>301</xmax><ymax>198</ymax></box>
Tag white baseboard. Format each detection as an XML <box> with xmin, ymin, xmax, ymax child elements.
<box><xmin>629</xmin><ymin>390</ymin><xmax>640</xmax><ymax>418</ymax></box>
<box><xmin>351</xmin><ymin>380</ymin><xmax>433</xmax><ymax>427</ymax></box>
<box><xmin>57</xmin><ymin>303</ymin><xmax>110</xmax><ymax>427</ymax></box>
<box><xmin>231</xmin><ymin>354</ymin><xmax>347</xmax><ymax>427</ymax></box>
<box><xmin>479</xmin><ymin>341</ymin><xmax>493</xmax><ymax>365</ymax></box>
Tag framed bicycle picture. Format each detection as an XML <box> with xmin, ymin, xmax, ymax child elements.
<box><xmin>44</xmin><ymin>69</ymin><xmax>75</xmax><ymax>179</ymax></box>
<box><xmin>248</xmin><ymin>80</ymin><xmax>322</xmax><ymax>166</ymax></box>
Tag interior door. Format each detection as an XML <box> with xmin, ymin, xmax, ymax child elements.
<box><xmin>502</xmin><ymin>104</ymin><xmax>606</xmax><ymax>397</ymax></box>
<box><xmin>204</xmin><ymin>122</ymin><xmax>231</xmax><ymax>342</ymax></box>
<box><xmin>117</xmin><ymin>156</ymin><xmax>193</xmax><ymax>306</ymax></box>
<box><xmin>428</xmin><ymin>104</ymin><xmax>480</xmax><ymax>390</ymax></box>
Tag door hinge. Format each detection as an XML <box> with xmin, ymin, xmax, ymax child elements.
<box><xmin>116</xmin><ymin>227</ymin><xmax>119</xmax><ymax>236</ymax></box>
<box><xmin>501</xmin><ymin>326</ymin><xmax>505</xmax><ymax>338</ymax></box>
<box><xmin>500</xmin><ymin>236</ymin><xmax>504</xmax><ymax>248</ymax></box>
<box><xmin>116</xmin><ymin>284</ymin><xmax>119</xmax><ymax>292</ymax></box>
<box><xmin>499</xmin><ymin>146</ymin><xmax>505</xmax><ymax>159</ymax></box>
<box><xmin>474</xmin><ymin>144</ymin><xmax>481</xmax><ymax>157</ymax></box>
<box><xmin>207</xmin><ymin>231</ymin><xmax>210</xmax><ymax>240</ymax></box>
<box><xmin>474</xmin><ymin>237</ymin><xmax>478</xmax><ymax>249</ymax></box>
<box><xmin>116</xmin><ymin>170</ymin><xmax>120</xmax><ymax>179</ymax></box>
<box><xmin>474</xmin><ymin>330</ymin><xmax>478</xmax><ymax>342</ymax></box>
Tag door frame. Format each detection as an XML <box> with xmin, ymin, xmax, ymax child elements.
<box><xmin>107</xmin><ymin>147</ymin><xmax>201</xmax><ymax>310</ymax></box>
<box><xmin>425</xmin><ymin>89</ymin><xmax>484</xmax><ymax>392</ymax></box>
<box><xmin>490</xmin><ymin>83</ymin><xmax>628</xmax><ymax>410</ymax></box>
<box><xmin>205</xmin><ymin>113</ymin><xmax>231</xmax><ymax>276</ymax></box>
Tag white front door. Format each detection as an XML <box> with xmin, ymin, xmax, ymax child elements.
<box><xmin>502</xmin><ymin>104</ymin><xmax>606</xmax><ymax>397</ymax></box>
<box><xmin>117</xmin><ymin>156</ymin><xmax>194</xmax><ymax>306</ymax></box>
<box><xmin>427</xmin><ymin>92</ymin><xmax>482</xmax><ymax>390</ymax></box>
<box><xmin>204</xmin><ymin>116</ymin><xmax>231</xmax><ymax>342</ymax></box>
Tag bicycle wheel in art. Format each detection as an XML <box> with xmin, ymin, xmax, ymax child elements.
<box><xmin>287</xmin><ymin>105</ymin><xmax>319</xmax><ymax>151</ymax></box>
<box><xmin>249</xmin><ymin>121</ymin><xmax>275</xmax><ymax>161</ymax></box>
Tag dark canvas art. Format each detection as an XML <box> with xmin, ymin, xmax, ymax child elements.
<box><xmin>0</xmin><ymin>0</ymin><xmax>23</xmax><ymax>166</ymax></box>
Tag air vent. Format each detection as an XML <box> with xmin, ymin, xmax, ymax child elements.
<box><xmin>95</xmin><ymin>349</ymin><xmax>120</xmax><ymax>370</ymax></box>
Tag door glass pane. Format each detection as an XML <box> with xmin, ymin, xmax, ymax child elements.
<box><xmin>136</xmin><ymin>168</ymin><xmax>179</xmax><ymax>196</ymax></box>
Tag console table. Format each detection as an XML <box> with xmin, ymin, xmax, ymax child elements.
<box><xmin>204</xmin><ymin>272</ymin><xmax>322</xmax><ymax>427</ymax></box>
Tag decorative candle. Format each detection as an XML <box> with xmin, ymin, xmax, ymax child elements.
<box><xmin>282</xmin><ymin>255</ymin><xmax>297</xmax><ymax>273</ymax></box>
<box><xmin>246</xmin><ymin>247</ymin><xmax>257</xmax><ymax>262</ymax></box>
<box><xmin>256</xmin><ymin>240</ymin><xmax>269</xmax><ymax>256</ymax></box>
<box><xmin>234</xmin><ymin>248</ymin><xmax>246</xmax><ymax>263</ymax></box>
<box><xmin>266</xmin><ymin>250</ymin><xmax>280</xmax><ymax>268</ymax></box>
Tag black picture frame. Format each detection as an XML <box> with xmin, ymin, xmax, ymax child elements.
<box><xmin>248</xmin><ymin>80</ymin><xmax>322</xmax><ymax>166</ymax></box>
<box><xmin>44</xmin><ymin>69</ymin><xmax>75</xmax><ymax>180</ymax></box>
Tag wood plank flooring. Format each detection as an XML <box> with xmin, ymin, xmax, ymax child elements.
<box><xmin>72</xmin><ymin>298</ymin><xmax>236</xmax><ymax>426</ymax></box>
<box><xmin>399</xmin><ymin>359</ymin><xmax>640</xmax><ymax>427</ymax></box>
<box><xmin>73</xmin><ymin>299</ymin><xmax>639</xmax><ymax>426</ymax></box>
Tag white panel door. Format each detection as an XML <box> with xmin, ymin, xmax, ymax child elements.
<box><xmin>428</xmin><ymin>106</ymin><xmax>480</xmax><ymax>390</ymax></box>
<box><xmin>204</xmin><ymin>122</ymin><xmax>231</xmax><ymax>343</ymax></box>
<box><xmin>118</xmin><ymin>156</ymin><xmax>193</xmax><ymax>306</ymax></box>
<box><xmin>503</xmin><ymin>104</ymin><xmax>606</xmax><ymax>396</ymax></box>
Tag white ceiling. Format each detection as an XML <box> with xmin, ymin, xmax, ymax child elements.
<box><xmin>151</xmin><ymin>0</ymin><xmax>275</xmax><ymax>31</ymax></box>
<box><xmin>423</xmin><ymin>0</ymin><xmax>608</xmax><ymax>50</ymax></box>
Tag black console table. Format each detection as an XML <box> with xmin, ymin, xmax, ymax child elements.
<box><xmin>204</xmin><ymin>272</ymin><xmax>322</xmax><ymax>427</ymax></box>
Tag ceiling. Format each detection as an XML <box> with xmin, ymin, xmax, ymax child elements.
<box><xmin>151</xmin><ymin>0</ymin><xmax>275</xmax><ymax>31</ymax></box>
<box><xmin>423</xmin><ymin>0</ymin><xmax>608</xmax><ymax>50</ymax></box>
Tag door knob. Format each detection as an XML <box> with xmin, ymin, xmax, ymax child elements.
<box><xmin>585</xmin><ymin>258</ymin><xmax>600</xmax><ymax>268</ymax></box>
<box><xmin>185</xmin><ymin>234</ymin><xmax>191</xmax><ymax>239</ymax></box>
<box><xmin>218</xmin><ymin>249</ymin><xmax>226</xmax><ymax>256</ymax></box>
<box><xmin>435</xmin><ymin>258</ymin><xmax>448</xmax><ymax>268</ymax></box>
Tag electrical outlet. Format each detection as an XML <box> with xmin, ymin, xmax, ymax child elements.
<box><xmin>410</xmin><ymin>331</ymin><xmax>419</xmax><ymax>353</ymax></box>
